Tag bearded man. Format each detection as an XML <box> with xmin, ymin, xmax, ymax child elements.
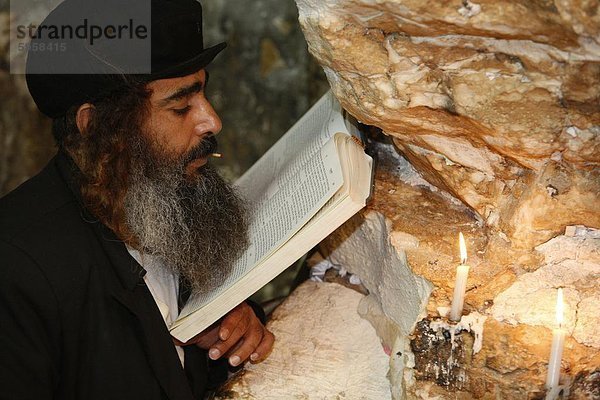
<box><xmin>0</xmin><ymin>0</ymin><xmax>274</xmax><ymax>399</ymax></box>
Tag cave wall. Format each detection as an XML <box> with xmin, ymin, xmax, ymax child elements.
<box><xmin>296</xmin><ymin>0</ymin><xmax>599</xmax><ymax>249</ymax></box>
<box><xmin>293</xmin><ymin>0</ymin><xmax>599</xmax><ymax>398</ymax></box>
<box><xmin>0</xmin><ymin>1</ymin><xmax>55</xmax><ymax>197</ymax></box>
<box><xmin>171</xmin><ymin>2</ymin><xmax>598</xmax><ymax>397</ymax></box>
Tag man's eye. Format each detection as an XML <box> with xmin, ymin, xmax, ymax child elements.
<box><xmin>173</xmin><ymin>105</ymin><xmax>191</xmax><ymax>116</ymax></box>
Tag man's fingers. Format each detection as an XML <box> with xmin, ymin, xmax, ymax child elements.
<box><xmin>225</xmin><ymin>324</ymin><xmax>264</xmax><ymax>366</ymax></box>
<box><xmin>207</xmin><ymin>302</ymin><xmax>275</xmax><ymax>366</ymax></box>
<box><xmin>223</xmin><ymin>339</ymin><xmax>246</xmax><ymax>366</ymax></box>
<box><xmin>207</xmin><ymin>304</ymin><xmax>247</xmax><ymax>359</ymax></box>
<box><xmin>208</xmin><ymin>316</ymin><xmax>247</xmax><ymax>360</ymax></box>
<box><xmin>249</xmin><ymin>329</ymin><xmax>275</xmax><ymax>363</ymax></box>
<box><xmin>218</xmin><ymin>303</ymin><xmax>250</xmax><ymax>340</ymax></box>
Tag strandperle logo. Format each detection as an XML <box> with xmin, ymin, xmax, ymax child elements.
<box><xmin>10</xmin><ymin>0</ymin><xmax>152</xmax><ymax>75</ymax></box>
<box><xmin>16</xmin><ymin>18</ymin><xmax>149</xmax><ymax>46</ymax></box>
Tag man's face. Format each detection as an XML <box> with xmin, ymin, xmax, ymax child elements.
<box><xmin>144</xmin><ymin>69</ymin><xmax>221</xmax><ymax>176</ymax></box>
<box><xmin>118</xmin><ymin>68</ymin><xmax>249</xmax><ymax>295</ymax></box>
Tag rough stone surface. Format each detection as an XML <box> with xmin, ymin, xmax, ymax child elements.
<box><xmin>295</xmin><ymin>0</ymin><xmax>600</xmax><ymax>250</ymax></box>
<box><xmin>367</xmin><ymin>139</ymin><xmax>492</xmax><ymax>314</ymax></box>
<box><xmin>321</xmin><ymin>211</ymin><xmax>433</xmax><ymax>339</ymax></box>
<box><xmin>214</xmin><ymin>281</ymin><xmax>392</xmax><ymax>400</ymax></box>
<box><xmin>316</xmin><ymin>171</ymin><xmax>600</xmax><ymax>398</ymax></box>
<box><xmin>491</xmin><ymin>229</ymin><xmax>600</xmax><ymax>348</ymax></box>
<box><xmin>570</xmin><ymin>369</ymin><xmax>600</xmax><ymax>400</ymax></box>
<box><xmin>320</xmin><ymin>210</ymin><xmax>433</xmax><ymax>399</ymax></box>
<box><xmin>294</xmin><ymin>1</ymin><xmax>600</xmax><ymax>398</ymax></box>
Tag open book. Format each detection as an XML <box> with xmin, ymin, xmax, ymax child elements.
<box><xmin>169</xmin><ymin>91</ymin><xmax>373</xmax><ymax>342</ymax></box>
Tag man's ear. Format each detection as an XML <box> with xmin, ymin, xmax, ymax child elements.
<box><xmin>75</xmin><ymin>103</ymin><xmax>95</xmax><ymax>135</ymax></box>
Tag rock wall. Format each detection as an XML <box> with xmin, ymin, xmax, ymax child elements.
<box><xmin>296</xmin><ymin>0</ymin><xmax>599</xmax><ymax>249</ymax></box>
<box><xmin>214</xmin><ymin>281</ymin><xmax>392</xmax><ymax>400</ymax></box>
<box><xmin>293</xmin><ymin>0</ymin><xmax>599</xmax><ymax>398</ymax></box>
<box><xmin>0</xmin><ymin>6</ymin><xmax>55</xmax><ymax>196</ymax></box>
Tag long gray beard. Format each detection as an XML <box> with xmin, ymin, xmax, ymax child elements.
<box><xmin>124</xmin><ymin>143</ymin><xmax>249</xmax><ymax>296</ymax></box>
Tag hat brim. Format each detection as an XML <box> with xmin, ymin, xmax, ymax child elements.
<box><xmin>150</xmin><ymin>41</ymin><xmax>227</xmax><ymax>80</ymax></box>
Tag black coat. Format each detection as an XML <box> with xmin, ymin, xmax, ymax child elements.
<box><xmin>0</xmin><ymin>152</ymin><xmax>246</xmax><ymax>399</ymax></box>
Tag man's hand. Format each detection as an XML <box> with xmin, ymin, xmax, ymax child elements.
<box><xmin>174</xmin><ymin>302</ymin><xmax>274</xmax><ymax>367</ymax></box>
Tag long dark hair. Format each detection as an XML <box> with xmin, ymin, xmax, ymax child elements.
<box><xmin>52</xmin><ymin>80</ymin><xmax>151</xmax><ymax>243</ymax></box>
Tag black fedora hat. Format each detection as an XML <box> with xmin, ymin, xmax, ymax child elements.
<box><xmin>26</xmin><ymin>0</ymin><xmax>226</xmax><ymax>118</ymax></box>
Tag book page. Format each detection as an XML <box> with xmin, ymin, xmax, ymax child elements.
<box><xmin>179</xmin><ymin>138</ymin><xmax>343</xmax><ymax>318</ymax></box>
<box><xmin>170</xmin><ymin>135</ymin><xmax>373</xmax><ymax>340</ymax></box>
<box><xmin>236</xmin><ymin>91</ymin><xmax>345</xmax><ymax>205</ymax></box>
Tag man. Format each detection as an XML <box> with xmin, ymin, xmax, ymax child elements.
<box><xmin>0</xmin><ymin>0</ymin><xmax>274</xmax><ymax>398</ymax></box>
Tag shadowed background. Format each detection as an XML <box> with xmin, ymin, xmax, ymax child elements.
<box><xmin>0</xmin><ymin>0</ymin><xmax>328</xmax><ymax>193</ymax></box>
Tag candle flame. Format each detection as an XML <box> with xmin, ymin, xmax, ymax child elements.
<box><xmin>556</xmin><ymin>288</ymin><xmax>564</xmax><ymax>326</ymax></box>
<box><xmin>459</xmin><ymin>232</ymin><xmax>467</xmax><ymax>264</ymax></box>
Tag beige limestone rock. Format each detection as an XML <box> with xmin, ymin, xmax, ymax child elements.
<box><xmin>504</xmin><ymin>162</ymin><xmax>600</xmax><ymax>249</ymax></box>
<box><xmin>313</xmin><ymin>185</ymin><xmax>599</xmax><ymax>398</ymax></box>
<box><xmin>491</xmin><ymin>229</ymin><xmax>600</xmax><ymax>347</ymax></box>
<box><xmin>299</xmin><ymin>132</ymin><xmax>597</xmax><ymax>399</ymax></box>
<box><xmin>366</xmin><ymin>140</ymin><xmax>531</xmax><ymax>313</ymax></box>
<box><xmin>214</xmin><ymin>281</ymin><xmax>391</xmax><ymax>400</ymax></box>
<box><xmin>574</xmin><ymin>294</ymin><xmax>600</xmax><ymax>348</ymax></box>
<box><xmin>295</xmin><ymin>0</ymin><xmax>600</xmax><ymax>251</ymax></box>
<box><xmin>319</xmin><ymin>209</ymin><xmax>433</xmax><ymax>399</ymax></box>
<box><xmin>409</xmin><ymin>309</ymin><xmax>600</xmax><ymax>399</ymax></box>
<box><xmin>321</xmin><ymin>211</ymin><xmax>433</xmax><ymax>338</ymax></box>
<box><xmin>293</xmin><ymin>1</ymin><xmax>600</xmax><ymax>398</ymax></box>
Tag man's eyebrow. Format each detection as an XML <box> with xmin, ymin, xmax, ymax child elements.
<box><xmin>159</xmin><ymin>81</ymin><xmax>204</xmax><ymax>106</ymax></box>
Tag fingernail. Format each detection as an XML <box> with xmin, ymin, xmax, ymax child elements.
<box><xmin>220</xmin><ymin>329</ymin><xmax>229</xmax><ymax>340</ymax></box>
<box><xmin>209</xmin><ymin>348</ymin><xmax>220</xmax><ymax>360</ymax></box>
<box><xmin>250</xmin><ymin>353</ymin><xmax>258</xmax><ymax>361</ymax></box>
<box><xmin>229</xmin><ymin>355</ymin><xmax>241</xmax><ymax>366</ymax></box>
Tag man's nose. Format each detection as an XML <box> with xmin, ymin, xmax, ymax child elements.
<box><xmin>191</xmin><ymin>96</ymin><xmax>222</xmax><ymax>136</ymax></box>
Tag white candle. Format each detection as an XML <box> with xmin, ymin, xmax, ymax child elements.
<box><xmin>450</xmin><ymin>233</ymin><xmax>470</xmax><ymax>321</ymax></box>
<box><xmin>546</xmin><ymin>288</ymin><xmax>565</xmax><ymax>390</ymax></box>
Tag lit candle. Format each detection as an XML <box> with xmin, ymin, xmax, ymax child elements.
<box><xmin>546</xmin><ymin>288</ymin><xmax>565</xmax><ymax>390</ymax></box>
<box><xmin>449</xmin><ymin>232</ymin><xmax>470</xmax><ymax>321</ymax></box>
